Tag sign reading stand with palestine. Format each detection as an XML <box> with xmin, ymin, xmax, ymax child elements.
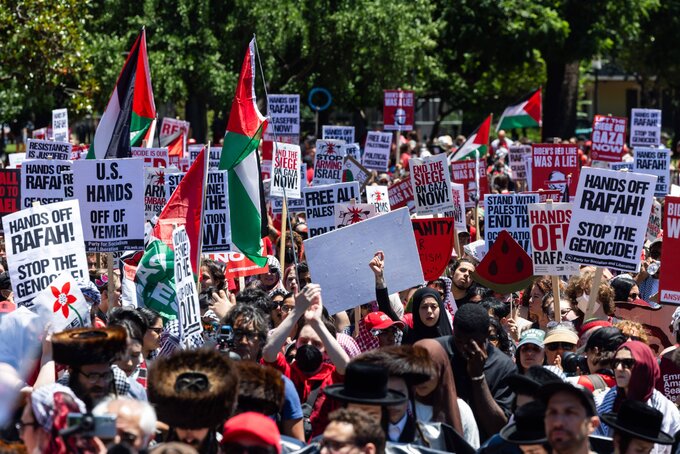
<box><xmin>2</xmin><ymin>200</ymin><xmax>88</xmax><ymax>307</ymax></box>
<box><xmin>362</xmin><ymin>131</ymin><xmax>392</xmax><ymax>171</ymax></box>
<box><xmin>410</xmin><ymin>154</ymin><xmax>454</xmax><ymax>215</ymax></box>
<box><xmin>590</xmin><ymin>115</ymin><xmax>627</xmax><ymax>162</ymax></box>
<box><xmin>72</xmin><ymin>159</ymin><xmax>145</xmax><ymax>252</ymax></box>
<box><xmin>630</xmin><ymin>108</ymin><xmax>662</xmax><ymax>147</ymax></box>
<box><xmin>563</xmin><ymin>167</ymin><xmax>656</xmax><ymax>272</ymax></box>
<box><xmin>303</xmin><ymin>181</ymin><xmax>360</xmax><ymax>237</ymax></box>
<box><xmin>633</xmin><ymin>147</ymin><xmax>670</xmax><ymax>197</ymax></box>
<box><xmin>172</xmin><ymin>226</ymin><xmax>202</xmax><ymax>338</ymax></box>
<box><xmin>659</xmin><ymin>196</ymin><xmax>680</xmax><ymax>305</ymax></box>
<box><xmin>26</xmin><ymin>139</ymin><xmax>71</xmax><ymax>161</ymax></box>
<box><xmin>313</xmin><ymin>140</ymin><xmax>346</xmax><ymax>185</ymax></box>
<box><xmin>485</xmin><ymin>193</ymin><xmax>539</xmax><ymax>253</ymax></box>
<box><xmin>271</xmin><ymin>143</ymin><xmax>301</xmax><ymax>199</ymax></box>
<box><xmin>322</xmin><ymin>126</ymin><xmax>354</xmax><ymax>143</ymax></box>
<box><xmin>20</xmin><ymin>159</ymin><xmax>71</xmax><ymax>208</ymax></box>
<box><xmin>528</xmin><ymin>202</ymin><xmax>578</xmax><ymax>275</ymax></box>
<box><xmin>383</xmin><ymin>90</ymin><xmax>415</xmax><ymax>131</ymax></box>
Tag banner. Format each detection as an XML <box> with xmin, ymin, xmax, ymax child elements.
<box><xmin>322</xmin><ymin>126</ymin><xmax>354</xmax><ymax>143</ymax></box>
<box><xmin>202</xmin><ymin>171</ymin><xmax>231</xmax><ymax>252</ymax></box>
<box><xmin>313</xmin><ymin>140</ymin><xmax>346</xmax><ymax>185</ymax></box>
<box><xmin>633</xmin><ymin>147</ymin><xmax>670</xmax><ymax>197</ymax></box>
<box><xmin>532</xmin><ymin>144</ymin><xmax>579</xmax><ymax>197</ymax></box>
<box><xmin>131</xmin><ymin>147</ymin><xmax>169</xmax><ymax>168</ymax></box>
<box><xmin>508</xmin><ymin>145</ymin><xmax>531</xmax><ymax>183</ymax></box>
<box><xmin>172</xmin><ymin>226</ymin><xmax>202</xmax><ymax>339</ymax></box>
<box><xmin>303</xmin><ymin>181</ymin><xmax>360</xmax><ymax>237</ymax></box>
<box><xmin>591</xmin><ymin>115</ymin><xmax>627</xmax><ymax>162</ymax></box>
<box><xmin>72</xmin><ymin>158</ymin><xmax>145</xmax><ymax>252</ymax></box>
<box><xmin>20</xmin><ymin>159</ymin><xmax>71</xmax><ymax>209</ymax></box>
<box><xmin>341</xmin><ymin>156</ymin><xmax>371</xmax><ymax>189</ymax></box>
<box><xmin>2</xmin><ymin>200</ymin><xmax>88</xmax><ymax>307</ymax></box>
<box><xmin>32</xmin><ymin>273</ymin><xmax>90</xmax><ymax>332</ymax></box>
<box><xmin>659</xmin><ymin>196</ymin><xmax>680</xmax><ymax>305</ymax></box>
<box><xmin>0</xmin><ymin>169</ymin><xmax>21</xmax><ymax>227</ymax></box>
<box><xmin>630</xmin><ymin>108</ymin><xmax>661</xmax><ymax>147</ymax></box>
<box><xmin>208</xmin><ymin>250</ymin><xmax>269</xmax><ymax>279</ymax></box>
<box><xmin>443</xmin><ymin>183</ymin><xmax>466</xmax><ymax>232</ymax></box>
<box><xmin>265</xmin><ymin>94</ymin><xmax>300</xmax><ymax>139</ymax></box>
<box><xmin>271</xmin><ymin>143</ymin><xmax>301</xmax><ymax>199</ymax></box>
<box><xmin>564</xmin><ymin>167</ymin><xmax>657</xmax><ymax>271</ymax></box>
<box><xmin>52</xmin><ymin>108</ymin><xmax>69</xmax><ymax>142</ymax></box>
<box><xmin>485</xmin><ymin>193</ymin><xmax>539</xmax><ymax>253</ymax></box>
<box><xmin>528</xmin><ymin>202</ymin><xmax>578</xmax><ymax>275</ymax></box>
<box><xmin>362</xmin><ymin>131</ymin><xmax>392</xmax><ymax>171</ymax></box>
<box><xmin>450</xmin><ymin>159</ymin><xmax>488</xmax><ymax>208</ymax></box>
<box><xmin>410</xmin><ymin>154</ymin><xmax>454</xmax><ymax>215</ymax></box>
<box><xmin>412</xmin><ymin>218</ymin><xmax>457</xmax><ymax>281</ymax></box>
<box><xmin>383</xmin><ymin>90</ymin><xmax>415</xmax><ymax>131</ymax></box>
<box><xmin>26</xmin><ymin>139</ymin><xmax>71</xmax><ymax>161</ymax></box>
<box><xmin>366</xmin><ymin>185</ymin><xmax>391</xmax><ymax>214</ymax></box>
<box><xmin>334</xmin><ymin>202</ymin><xmax>377</xmax><ymax>228</ymax></box>
<box><xmin>647</xmin><ymin>199</ymin><xmax>662</xmax><ymax>243</ymax></box>
<box><xmin>388</xmin><ymin>177</ymin><xmax>415</xmax><ymax>212</ymax></box>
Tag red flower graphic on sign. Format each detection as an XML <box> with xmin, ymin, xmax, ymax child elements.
<box><xmin>326</xmin><ymin>143</ymin><xmax>336</xmax><ymax>155</ymax></box>
<box><xmin>155</xmin><ymin>170</ymin><xmax>166</xmax><ymax>185</ymax></box>
<box><xmin>373</xmin><ymin>192</ymin><xmax>383</xmax><ymax>202</ymax></box>
<box><xmin>52</xmin><ymin>282</ymin><xmax>77</xmax><ymax>318</ymax></box>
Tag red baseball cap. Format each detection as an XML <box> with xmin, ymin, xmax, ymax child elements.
<box><xmin>363</xmin><ymin>311</ymin><xmax>405</xmax><ymax>331</ymax></box>
<box><xmin>221</xmin><ymin>412</ymin><xmax>281</xmax><ymax>454</ymax></box>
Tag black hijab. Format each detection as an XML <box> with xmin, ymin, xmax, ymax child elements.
<box><xmin>405</xmin><ymin>287</ymin><xmax>453</xmax><ymax>344</ymax></box>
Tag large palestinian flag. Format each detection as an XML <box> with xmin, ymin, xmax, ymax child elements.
<box><xmin>88</xmin><ymin>28</ymin><xmax>156</xmax><ymax>159</ymax></box>
<box><xmin>496</xmin><ymin>88</ymin><xmax>541</xmax><ymax>131</ymax></box>
<box><xmin>449</xmin><ymin>115</ymin><xmax>492</xmax><ymax>162</ymax></box>
<box><xmin>218</xmin><ymin>38</ymin><xmax>268</xmax><ymax>267</ymax></box>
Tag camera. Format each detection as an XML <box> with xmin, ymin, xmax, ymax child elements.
<box><xmin>562</xmin><ymin>352</ymin><xmax>589</xmax><ymax>376</ymax></box>
<box><xmin>61</xmin><ymin>413</ymin><xmax>116</xmax><ymax>438</ymax></box>
<box><xmin>216</xmin><ymin>325</ymin><xmax>240</xmax><ymax>360</ymax></box>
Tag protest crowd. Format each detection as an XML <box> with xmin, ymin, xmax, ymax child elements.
<box><xmin>2</xmin><ymin>31</ymin><xmax>680</xmax><ymax>454</ymax></box>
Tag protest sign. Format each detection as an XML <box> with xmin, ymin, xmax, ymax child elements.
<box><xmin>647</xmin><ymin>199</ymin><xmax>662</xmax><ymax>242</ymax></box>
<box><xmin>450</xmin><ymin>160</ymin><xmax>488</xmax><ymax>208</ymax></box>
<box><xmin>383</xmin><ymin>90</ymin><xmax>415</xmax><ymax>131</ymax></box>
<box><xmin>412</xmin><ymin>218</ymin><xmax>457</xmax><ymax>281</ymax></box>
<box><xmin>630</xmin><ymin>108</ymin><xmax>662</xmax><ymax>147</ymax></box>
<box><xmin>144</xmin><ymin>168</ymin><xmax>173</xmax><ymax>221</ymax></box>
<box><xmin>633</xmin><ymin>147</ymin><xmax>670</xmax><ymax>196</ymax></box>
<box><xmin>366</xmin><ymin>185</ymin><xmax>390</xmax><ymax>214</ymax></box>
<box><xmin>189</xmin><ymin>145</ymin><xmax>220</xmax><ymax>169</ymax></box>
<box><xmin>341</xmin><ymin>156</ymin><xmax>371</xmax><ymax>189</ymax></box>
<box><xmin>261</xmin><ymin>160</ymin><xmax>272</xmax><ymax>181</ymax></box>
<box><xmin>334</xmin><ymin>202</ymin><xmax>377</xmax><ymax>228</ymax></box>
<box><xmin>485</xmin><ymin>193</ymin><xmax>539</xmax><ymax>253</ymax></box>
<box><xmin>72</xmin><ymin>158</ymin><xmax>145</xmax><ymax>252</ymax></box>
<box><xmin>508</xmin><ymin>145</ymin><xmax>531</xmax><ymax>183</ymax></box>
<box><xmin>563</xmin><ymin>167</ymin><xmax>656</xmax><ymax>272</ymax></box>
<box><xmin>26</xmin><ymin>139</ymin><xmax>71</xmax><ymax>161</ymax></box>
<box><xmin>172</xmin><ymin>226</ymin><xmax>202</xmax><ymax>338</ymax></box>
<box><xmin>52</xmin><ymin>108</ymin><xmax>68</xmax><ymax>142</ymax></box>
<box><xmin>304</xmin><ymin>207</ymin><xmax>423</xmax><ymax>314</ymax></box>
<box><xmin>160</xmin><ymin>118</ymin><xmax>189</xmax><ymax>141</ymax></box>
<box><xmin>322</xmin><ymin>126</ymin><xmax>354</xmax><ymax>143</ymax></box>
<box><xmin>62</xmin><ymin>171</ymin><xmax>73</xmax><ymax>200</ymax></box>
<box><xmin>410</xmin><ymin>154</ymin><xmax>454</xmax><ymax>215</ymax></box>
<box><xmin>532</xmin><ymin>144</ymin><xmax>579</xmax><ymax>197</ymax></box>
<box><xmin>265</xmin><ymin>94</ymin><xmax>300</xmax><ymax>139</ymax></box>
<box><xmin>208</xmin><ymin>249</ymin><xmax>269</xmax><ymax>279</ymax></box>
<box><xmin>164</xmin><ymin>172</ymin><xmax>185</xmax><ymax>200</ymax></box>
<box><xmin>528</xmin><ymin>202</ymin><xmax>579</xmax><ymax>275</ymax></box>
<box><xmin>131</xmin><ymin>147</ymin><xmax>169</xmax><ymax>168</ymax></box>
<box><xmin>388</xmin><ymin>177</ymin><xmax>415</xmax><ymax>212</ymax></box>
<box><xmin>342</xmin><ymin>143</ymin><xmax>361</xmax><ymax>161</ymax></box>
<box><xmin>32</xmin><ymin>127</ymin><xmax>50</xmax><ymax>140</ymax></box>
<box><xmin>272</xmin><ymin>164</ymin><xmax>307</xmax><ymax>214</ymax></box>
<box><xmin>20</xmin><ymin>159</ymin><xmax>71</xmax><ymax>209</ymax></box>
<box><xmin>610</xmin><ymin>162</ymin><xmax>635</xmax><ymax>172</ymax></box>
<box><xmin>303</xmin><ymin>181</ymin><xmax>360</xmax><ymax>237</ymax></box>
<box><xmin>523</xmin><ymin>155</ymin><xmax>533</xmax><ymax>189</ymax></box>
<box><xmin>2</xmin><ymin>200</ymin><xmax>88</xmax><ymax>307</ymax></box>
<box><xmin>0</xmin><ymin>169</ymin><xmax>21</xmax><ymax>227</ymax></box>
<box><xmin>32</xmin><ymin>273</ymin><xmax>90</xmax><ymax>332</ymax></box>
<box><xmin>659</xmin><ymin>196</ymin><xmax>680</xmax><ymax>305</ymax></box>
<box><xmin>8</xmin><ymin>152</ymin><xmax>26</xmax><ymax>168</ymax></box>
<box><xmin>202</xmin><ymin>171</ymin><xmax>231</xmax><ymax>252</ymax></box>
<box><xmin>591</xmin><ymin>115</ymin><xmax>627</xmax><ymax>162</ymax></box>
<box><xmin>313</xmin><ymin>140</ymin><xmax>346</xmax><ymax>185</ymax></box>
<box><xmin>657</xmin><ymin>348</ymin><xmax>680</xmax><ymax>405</ymax></box>
<box><xmin>443</xmin><ymin>183</ymin><xmax>466</xmax><ymax>232</ymax></box>
<box><xmin>271</xmin><ymin>143</ymin><xmax>301</xmax><ymax>199</ymax></box>
<box><xmin>522</xmin><ymin>190</ymin><xmax>562</xmax><ymax>203</ymax></box>
<box><xmin>362</xmin><ymin>131</ymin><xmax>392</xmax><ymax>171</ymax></box>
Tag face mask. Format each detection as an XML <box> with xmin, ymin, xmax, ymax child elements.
<box><xmin>295</xmin><ymin>344</ymin><xmax>323</xmax><ymax>373</ymax></box>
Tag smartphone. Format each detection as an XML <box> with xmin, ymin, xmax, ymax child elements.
<box><xmin>67</xmin><ymin>413</ymin><xmax>117</xmax><ymax>438</ymax></box>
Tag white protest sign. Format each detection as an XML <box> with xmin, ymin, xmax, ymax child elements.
<box><xmin>62</xmin><ymin>170</ymin><xmax>74</xmax><ymax>200</ymax></box>
<box><xmin>303</xmin><ymin>181</ymin><xmax>360</xmax><ymax>237</ymax></box>
<box><xmin>341</xmin><ymin>156</ymin><xmax>371</xmax><ymax>190</ymax></box>
<box><xmin>304</xmin><ymin>207</ymin><xmax>424</xmax><ymax>315</ymax></box>
<box><xmin>410</xmin><ymin>153</ymin><xmax>454</xmax><ymax>215</ymax></box>
<box><xmin>564</xmin><ymin>167</ymin><xmax>657</xmax><ymax>272</ymax></box>
<box><xmin>8</xmin><ymin>152</ymin><xmax>26</xmax><ymax>168</ymax></box>
<box><xmin>362</xmin><ymin>131</ymin><xmax>392</xmax><ymax>171</ymax></box>
<box><xmin>265</xmin><ymin>94</ymin><xmax>300</xmax><ymax>138</ymax></box>
<box><xmin>366</xmin><ymin>186</ymin><xmax>391</xmax><ymax>214</ymax></box>
<box><xmin>485</xmin><ymin>193</ymin><xmax>539</xmax><ymax>253</ymax></box>
<box><xmin>647</xmin><ymin>199</ymin><xmax>662</xmax><ymax>242</ymax></box>
<box><xmin>160</xmin><ymin>118</ymin><xmax>190</xmax><ymax>140</ymax></box>
<box><xmin>72</xmin><ymin>158</ymin><xmax>145</xmax><ymax>252</ymax></box>
<box><xmin>26</xmin><ymin>139</ymin><xmax>71</xmax><ymax>161</ymax></box>
<box><xmin>2</xmin><ymin>200</ymin><xmax>88</xmax><ymax>307</ymax></box>
<box><xmin>313</xmin><ymin>140</ymin><xmax>346</xmax><ymax>186</ymax></box>
<box><xmin>20</xmin><ymin>159</ymin><xmax>71</xmax><ymax>208</ymax></box>
<box><xmin>272</xmin><ymin>164</ymin><xmax>307</xmax><ymax>214</ymax></box>
<box><xmin>202</xmin><ymin>171</ymin><xmax>231</xmax><ymax>252</ymax></box>
<box><xmin>334</xmin><ymin>202</ymin><xmax>377</xmax><ymax>228</ymax></box>
<box><xmin>172</xmin><ymin>226</ymin><xmax>202</xmax><ymax>339</ymax></box>
<box><xmin>144</xmin><ymin>168</ymin><xmax>174</xmax><ymax>222</ymax></box>
<box><xmin>342</xmin><ymin>143</ymin><xmax>361</xmax><ymax>161</ymax></box>
<box><xmin>52</xmin><ymin>108</ymin><xmax>68</xmax><ymax>142</ymax></box>
<box><xmin>528</xmin><ymin>202</ymin><xmax>579</xmax><ymax>275</ymax></box>
<box><xmin>32</xmin><ymin>273</ymin><xmax>90</xmax><ymax>332</ymax></box>
<box><xmin>633</xmin><ymin>147</ymin><xmax>670</xmax><ymax>197</ymax></box>
<box><xmin>322</xmin><ymin>126</ymin><xmax>355</xmax><ymax>143</ymax></box>
<box><xmin>189</xmin><ymin>145</ymin><xmax>220</xmax><ymax>169</ymax></box>
<box><xmin>610</xmin><ymin>162</ymin><xmax>634</xmax><ymax>171</ymax></box>
<box><xmin>131</xmin><ymin>147</ymin><xmax>169</xmax><ymax>168</ymax></box>
<box><xmin>271</xmin><ymin>143</ymin><xmax>301</xmax><ymax>199</ymax></box>
<box><xmin>164</xmin><ymin>172</ymin><xmax>185</xmax><ymax>200</ymax></box>
<box><xmin>508</xmin><ymin>145</ymin><xmax>531</xmax><ymax>183</ymax></box>
<box><xmin>630</xmin><ymin>108</ymin><xmax>662</xmax><ymax>147</ymax></box>
<box><xmin>443</xmin><ymin>183</ymin><xmax>466</xmax><ymax>232</ymax></box>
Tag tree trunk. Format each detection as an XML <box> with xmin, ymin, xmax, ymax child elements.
<box><xmin>185</xmin><ymin>92</ymin><xmax>207</xmax><ymax>142</ymax></box>
<box><xmin>543</xmin><ymin>59</ymin><xmax>580</xmax><ymax>141</ymax></box>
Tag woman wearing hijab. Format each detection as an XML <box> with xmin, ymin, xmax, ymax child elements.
<box><xmin>595</xmin><ymin>341</ymin><xmax>680</xmax><ymax>454</ymax></box>
<box><xmin>414</xmin><ymin>339</ymin><xmax>480</xmax><ymax>449</ymax></box>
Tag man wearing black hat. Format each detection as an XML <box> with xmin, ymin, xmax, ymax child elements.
<box><xmin>499</xmin><ymin>401</ymin><xmax>549</xmax><ymax>454</ymax></box>
<box><xmin>601</xmin><ymin>400</ymin><xmax>675</xmax><ymax>454</ymax></box>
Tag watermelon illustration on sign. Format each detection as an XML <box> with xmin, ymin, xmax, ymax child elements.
<box><xmin>472</xmin><ymin>230</ymin><xmax>534</xmax><ymax>293</ymax></box>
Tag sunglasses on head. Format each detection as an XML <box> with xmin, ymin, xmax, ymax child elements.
<box><xmin>545</xmin><ymin>342</ymin><xmax>575</xmax><ymax>351</ymax></box>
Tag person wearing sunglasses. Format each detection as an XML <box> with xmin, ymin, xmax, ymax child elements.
<box><xmin>594</xmin><ymin>341</ymin><xmax>680</xmax><ymax>454</ymax></box>
<box><xmin>543</xmin><ymin>326</ymin><xmax>578</xmax><ymax>371</ymax></box>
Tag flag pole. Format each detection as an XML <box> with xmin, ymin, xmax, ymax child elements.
<box><xmin>196</xmin><ymin>142</ymin><xmax>210</xmax><ymax>292</ymax></box>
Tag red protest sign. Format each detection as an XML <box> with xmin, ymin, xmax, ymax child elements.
<box><xmin>0</xmin><ymin>169</ymin><xmax>21</xmax><ymax>230</ymax></box>
<box><xmin>659</xmin><ymin>196</ymin><xmax>680</xmax><ymax>305</ymax></box>
<box><xmin>383</xmin><ymin>90</ymin><xmax>414</xmax><ymax>131</ymax></box>
<box><xmin>209</xmin><ymin>249</ymin><xmax>269</xmax><ymax>279</ymax></box>
<box><xmin>531</xmin><ymin>144</ymin><xmax>579</xmax><ymax>198</ymax></box>
<box><xmin>591</xmin><ymin>115</ymin><xmax>627</xmax><ymax>162</ymax></box>
<box><xmin>657</xmin><ymin>348</ymin><xmax>680</xmax><ymax>405</ymax></box>
<box><xmin>388</xmin><ymin>177</ymin><xmax>415</xmax><ymax>213</ymax></box>
<box><xmin>411</xmin><ymin>218</ymin><xmax>456</xmax><ymax>281</ymax></box>
<box><xmin>450</xmin><ymin>160</ymin><xmax>488</xmax><ymax>208</ymax></box>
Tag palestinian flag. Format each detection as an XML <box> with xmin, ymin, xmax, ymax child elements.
<box><xmin>160</xmin><ymin>129</ymin><xmax>186</xmax><ymax>161</ymax></box>
<box><xmin>496</xmin><ymin>88</ymin><xmax>541</xmax><ymax>131</ymax></box>
<box><xmin>218</xmin><ymin>38</ymin><xmax>268</xmax><ymax>267</ymax></box>
<box><xmin>88</xmin><ymin>28</ymin><xmax>156</xmax><ymax>159</ymax></box>
<box><xmin>449</xmin><ymin>115</ymin><xmax>492</xmax><ymax>163</ymax></box>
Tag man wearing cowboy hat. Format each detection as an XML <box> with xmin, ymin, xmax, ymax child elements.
<box><xmin>600</xmin><ymin>400</ymin><xmax>674</xmax><ymax>454</ymax></box>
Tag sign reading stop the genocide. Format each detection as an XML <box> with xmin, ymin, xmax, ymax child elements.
<box><xmin>383</xmin><ymin>90</ymin><xmax>414</xmax><ymax>131</ymax></box>
<box><xmin>591</xmin><ymin>115</ymin><xmax>627</xmax><ymax>162</ymax></box>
